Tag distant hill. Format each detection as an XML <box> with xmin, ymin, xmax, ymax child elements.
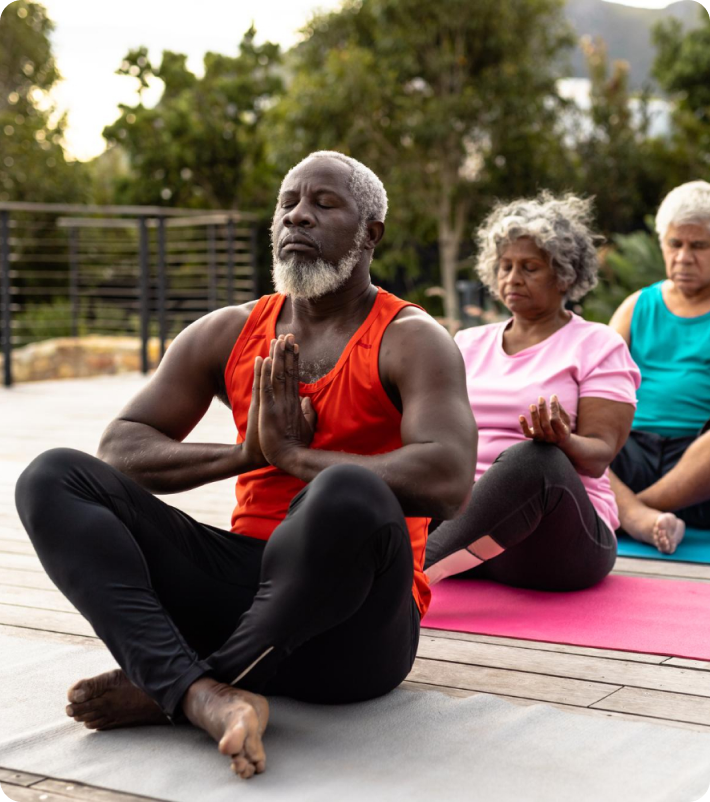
<box><xmin>565</xmin><ymin>0</ymin><xmax>707</xmax><ymax>89</ymax></box>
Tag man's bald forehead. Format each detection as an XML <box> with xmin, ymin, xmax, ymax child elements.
<box><xmin>281</xmin><ymin>156</ymin><xmax>353</xmax><ymax>193</ymax></box>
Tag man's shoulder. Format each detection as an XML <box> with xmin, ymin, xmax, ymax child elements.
<box><xmin>170</xmin><ymin>299</ymin><xmax>262</xmax><ymax>369</ymax></box>
<box><xmin>386</xmin><ymin>304</ymin><xmax>451</xmax><ymax>343</ymax></box>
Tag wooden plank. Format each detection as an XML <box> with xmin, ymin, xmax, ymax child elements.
<box><xmin>32</xmin><ymin>778</ymin><xmax>161</xmax><ymax>802</ymax></box>
<box><xmin>0</xmin><ymin>623</ymin><xmax>101</xmax><ymax>650</ymax></box>
<box><xmin>0</xmin><ymin>540</ymin><xmax>36</xmax><ymax>556</ymax></box>
<box><xmin>421</xmin><ymin>627</ymin><xmax>667</xmax><ymax>664</ymax></box>
<box><xmin>400</xmin><ymin>681</ymin><xmax>710</xmax><ymax>732</ymax></box>
<box><xmin>614</xmin><ymin>556</ymin><xmax>710</xmax><ymax>581</ymax></box>
<box><xmin>0</xmin><ymin>603</ymin><xmax>95</xmax><ymax>638</ymax></box>
<box><xmin>407</xmin><ymin>657</ymin><xmax>620</xmax><ymax>706</ymax></box>
<box><xmin>0</xmin><ymin>554</ymin><xmax>44</xmax><ymax>573</ymax></box>
<box><xmin>592</xmin><ymin>687</ymin><xmax>710</xmax><ymax>726</ymax></box>
<box><xmin>663</xmin><ymin>657</ymin><xmax>710</xmax><ymax>671</ymax></box>
<box><xmin>0</xmin><ymin>585</ymin><xmax>76</xmax><ymax>614</ymax></box>
<box><xmin>416</xmin><ymin>635</ymin><xmax>710</xmax><ymax>696</ymax></box>
<box><xmin>0</xmin><ymin>769</ymin><xmax>46</xmax><ymax>787</ymax></box>
<box><xmin>0</xmin><ymin>782</ymin><xmax>158</xmax><ymax>802</ymax></box>
<box><xmin>0</xmin><ymin>568</ymin><xmax>57</xmax><ymax>591</ymax></box>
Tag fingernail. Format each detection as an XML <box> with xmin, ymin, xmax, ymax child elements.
<box><xmin>74</xmin><ymin>690</ymin><xmax>87</xmax><ymax>702</ymax></box>
<box><xmin>530</xmin><ymin>404</ymin><xmax>536</xmax><ymax>412</ymax></box>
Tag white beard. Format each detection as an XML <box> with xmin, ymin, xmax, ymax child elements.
<box><xmin>271</xmin><ymin>222</ymin><xmax>368</xmax><ymax>300</ymax></box>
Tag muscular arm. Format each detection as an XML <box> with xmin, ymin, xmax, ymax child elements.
<box><xmin>557</xmin><ymin>397</ymin><xmax>635</xmax><ymax>478</ymax></box>
<box><xmin>261</xmin><ymin>309</ymin><xmax>477</xmax><ymax>519</ymax></box>
<box><xmin>97</xmin><ymin>303</ymin><xmax>262</xmax><ymax>494</ymax></box>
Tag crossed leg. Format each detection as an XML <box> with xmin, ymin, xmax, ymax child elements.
<box><xmin>610</xmin><ymin>428</ymin><xmax>710</xmax><ymax>554</ymax></box>
<box><xmin>15</xmin><ymin>449</ymin><xmax>417</xmax><ymax>778</ymax></box>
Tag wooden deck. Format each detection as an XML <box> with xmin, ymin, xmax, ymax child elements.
<box><xmin>2</xmin><ymin>374</ymin><xmax>709</xmax><ymax>802</ymax></box>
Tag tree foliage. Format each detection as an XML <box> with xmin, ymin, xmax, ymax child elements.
<box><xmin>0</xmin><ymin>0</ymin><xmax>87</xmax><ymax>203</ymax></box>
<box><xmin>652</xmin><ymin>8</ymin><xmax>710</xmax><ymax>176</ymax></box>
<box><xmin>102</xmin><ymin>28</ymin><xmax>283</xmax><ymax>213</ymax></box>
<box><xmin>269</xmin><ymin>0</ymin><xmax>574</xmax><ymax>327</ymax></box>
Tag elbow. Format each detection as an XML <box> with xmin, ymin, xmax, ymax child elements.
<box><xmin>97</xmin><ymin>421</ymin><xmax>125</xmax><ymax>468</ymax></box>
<box><xmin>429</xmin><ymin>473</ymin><xmax>474</xmax><ymax>521</ymax></box>
<box><xmin>577</xmin><ymin>462</ymin><xmax>608</xmax><ymax>480</ymax></box>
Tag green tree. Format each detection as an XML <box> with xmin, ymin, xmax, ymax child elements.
<box><xmin>269</xmin><ymin>0</ymin><xmax>574</xmax><ymax>327</ymax></box>
<box><xmin>652</xmin><ymin>8</ymin><xmax>710</xmax><ymax>177</ymax></box>
<box><xmin>102</xmin><ymin>27</ymin><xmax>283</xmax><ymax>213</ymax></box>
<box><xmin>570</xmin><ymin>37</ymin><xmax>668</xmax><ymax>238</ymax></box>
<box><xmin>583</xmin><ymin>217</ymin><xmax>665</xmax><ymax>323</ymax></box>
<box><xmin>0</xmin><ymin>0</ymin><xmax>87</xmax><ymax>202</ymax></box>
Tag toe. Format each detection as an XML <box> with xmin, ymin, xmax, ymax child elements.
<box><xmin>85</xmin><ymin>717</ymin><xmax>110</xmax><ymax>730</ymax></box>
<box><xmin>219</xmin><ymin>721</ymin><xmax>247</xmax><ymax>757</ymax></box>
<box><xmin>244</xmin><ymin>730</ymin><xmax>266</xmax><ymax>767</ymax></box>
<box><xmin>68</xmin><ymin>678</ymin><xmax>95</xmax><ymax>704</ymax></box>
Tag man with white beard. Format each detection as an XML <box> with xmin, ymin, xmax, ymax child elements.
<box><xmin>16</xmin><ymin>151</ymin><xmax>476</xmax><ymax>779</ymax></box>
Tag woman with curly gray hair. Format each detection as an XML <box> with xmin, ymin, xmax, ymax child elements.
<box><xmin>425</xmin><ymin>192</ymin><xmax>641</xmax><ymax>591</ymax></box>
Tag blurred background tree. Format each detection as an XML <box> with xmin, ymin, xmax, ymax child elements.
<box><xmin>0</xmin><ymin>0</ymin><xmax>87</xmax><ymax>203</ymax></box>
<box><xmin>652</xmin><ymin>8</ymin><xmax>710</xmax><ymax>178</ymax></box>
<box><xmin>1</xmin><ymin>0</ymin><xmax>708</xmax><ymax>332</ymax></box>
<box><xmin>101</xmin><ymin>27</ymin><xmax>283</xmax><ymax>214</ymax></box>
<box><xmin>269</xmin><ymin>0</ymin><xmax>575</xmax><ymax>327</ymax></box>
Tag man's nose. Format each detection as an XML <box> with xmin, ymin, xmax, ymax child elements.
<box><xmin>283</xmin><ymin>200</ymin><xmax>314</xmax><ymax>228</ymax></box>
<box><xmin>676</xmin><ymin>245</ymin><xmax>694</xmax><ymax>263</ymax></box>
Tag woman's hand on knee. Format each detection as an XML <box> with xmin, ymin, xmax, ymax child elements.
<box><xmin>519</xmin><ymin>395</ymin><xmax>571</xmax><ymax>446</ymax></box>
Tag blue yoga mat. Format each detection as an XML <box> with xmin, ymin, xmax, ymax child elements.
<box><xmin>617</xmin><ymin>527</ymin><xmax>710</xmax><ymax>563</ymax></box>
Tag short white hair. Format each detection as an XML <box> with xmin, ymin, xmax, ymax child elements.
<box><xmin>280</xmin><ymin>151</ymin><xmax>388</xmax><ymax>223</ymax></box>
<box><xmin>656</xmin><ymin>180</ymin><xmax>710</xmax><ymax>240</ymax></box>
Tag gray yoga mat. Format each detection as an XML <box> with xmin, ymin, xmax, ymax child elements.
<box><xmin>2</xmin><ymin>629</ymin><xmax>710</xmax><ymax>802</ymax></box>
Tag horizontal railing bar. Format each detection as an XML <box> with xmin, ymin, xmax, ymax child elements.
<box><xmin>1</xmin><ymin>201</ymin><xmax>257</xmax><ymax>219</ymax></box>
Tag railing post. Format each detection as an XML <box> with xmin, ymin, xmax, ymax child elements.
<box><xmin>207</xmin><ymin>223</ymin><xmax>217</xmax><ymax>312</ymax></box>
<box><xmin>69</xmin><ymin>226</ymin><xmax>79</xmax><ymax>337</ymax></box>
<box><xmin>1</xmin><ymin>210</ymin><xmax>11</xmax><ymax>387</ymax></box>
<box><xmin>250</xmin><ymin>223</ymin><xmax>259</xmax><ymax>298</ymax></box>
<box><xmin>226</xmin><ymin>217</ymin><xmax>235</xmax><ymax>307</ymax></box>
<box><xmin>157</xmin><ymin>216</ymin><xmax>167</xmax><ymax>360</ymax></box>
<box><xmin>138</xmin><ymin>216</ymin><xmax>150</xmax><ymax>374</ymax></box>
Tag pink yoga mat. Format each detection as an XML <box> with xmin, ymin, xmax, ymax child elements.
<box><xmin>424</xmin><ymin>575</ymin><xmax>710</xmax><ymax>660</ymax></box>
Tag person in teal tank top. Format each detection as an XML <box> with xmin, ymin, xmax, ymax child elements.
<box><xmin>609</xmin><ymin>181</ymin><xmax>710</xmax><ymax>554</ymax></box>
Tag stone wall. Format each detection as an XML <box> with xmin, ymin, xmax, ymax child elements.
<box><xmin>0</xmin><ymin>336</ymin><xmax>170</xmax><ymax>383</ymax></box>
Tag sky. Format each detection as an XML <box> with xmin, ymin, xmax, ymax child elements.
<box><xmin>3</xmin><ymin>0</ymin><xmax>710</xmax><ymax>162</ymax></box>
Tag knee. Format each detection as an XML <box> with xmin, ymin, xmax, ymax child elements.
<box><xmin>15</xmin><ymin>448</ymin><xmax>89</xmax><ymax>531</ymax></box>
<box><xmin>497</xmin><ymin>441</ymin><xmax>572</xmax><ymax>478</ymax></box>
<box><xmin>306</xmin><ymin>464</ymin><xmax>403</xmax><ymax>530</ymax></box>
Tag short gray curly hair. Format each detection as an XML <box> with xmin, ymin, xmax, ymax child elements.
<box><xmin>475</xmin><ymin>192</ymin><xmax>601</xmax><ymax>303</ymax></box>
<box><xmin>655</xmin><ymin>180</ymin><xmax>710</xmax><ymax>241</ymax></box>
<box><xmin>279</xmin><ymin>151</ymin><xmax>388</xmax><ymax>223</ymax></box>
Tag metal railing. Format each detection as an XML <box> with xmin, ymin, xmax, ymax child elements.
<box><xmin>0</xmin><ymin>202</ymin><xmax>259</xmax><ymax>386</ymax></box>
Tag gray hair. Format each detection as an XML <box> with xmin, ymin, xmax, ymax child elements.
<box><xmin>475</xmin><ymin>192</ymin><xmax>601</xmax><ymax>302</ymax></box>
<box><xmin>279</xmin><ymin>151</ymin><xmax>388</xmax><ymax>223</ymax></box>
<box><xmin>655</xmin><ymin>180</ymin><xmax>710</xmax><ymax>241</ymax></box>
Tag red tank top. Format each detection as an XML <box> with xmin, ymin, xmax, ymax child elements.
<box><xmin>224</xmin><ymin>288</ymin><xmax>431</xmax><ymax>616</ymax></box>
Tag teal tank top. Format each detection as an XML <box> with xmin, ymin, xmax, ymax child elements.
<box><xmin>630</xmin><ymin>280</ymin><xmax>710</xmax><ymax>436</ymax></box>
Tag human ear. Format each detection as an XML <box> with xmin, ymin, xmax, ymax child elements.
<box><xmin>364</xmin><ymin>221</ymin><xmax>385</xmax><ymax>250</ymax></box>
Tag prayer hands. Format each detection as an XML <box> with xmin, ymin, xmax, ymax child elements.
<box><xmin>253</xmin><ymin>334</ymin><xmax>317</xmax><ymax>470</ymax></box>
<box><xmin>519</xmin><ymin>394</ymin><xmax>571</xmax><ymax>446</ymax></box>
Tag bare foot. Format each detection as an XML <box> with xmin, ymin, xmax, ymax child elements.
<box><xmin>182</xmin><ymin>677</ymin><xmax>269</xmax><ymax>779</ymax></box>
<box><xmin>620</xmin><ymin>501</ymin><xmax>686</xmax><ymax>555</ymax></box>
<box><xmin>66</xmin><ymin>668</ymin><xmax>167</xmax><ymax>730</ymax></box>
<box><xmin>651</xmin><ymin>512</ymin><xmax>686</xmax><ymax>554</ymax></box>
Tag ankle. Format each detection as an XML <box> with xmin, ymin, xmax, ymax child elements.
<box><xmin>181</xmin><ymin>676</ymin><xmax>220</xmax><ymax>726</ymax></box>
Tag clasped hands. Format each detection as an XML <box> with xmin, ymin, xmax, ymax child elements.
<box><xmin>243</xmin><ymin>334</ymin><xmax>317</xmax><ymax>471</ymax></box>
<box><xmin>519</xmin><ymin>394</ymin><xmax>571</xmax><ymax>446</ymax></box>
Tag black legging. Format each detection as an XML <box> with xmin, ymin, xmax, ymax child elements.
<box><xmin>425</xmin><ymin>441</ymin><xmax>616</xmax><ymax>591</ymax></box>
<box><xmin>15</xmin><ymin>449</ymin><xmax>419</xmax><ymax>718</ymax></box>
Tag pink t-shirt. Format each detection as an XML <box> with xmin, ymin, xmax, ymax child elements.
<box><xmin>455</xmin><ymin>314</ymin><xmax>641</xmax><ymax>532</ymax></box>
